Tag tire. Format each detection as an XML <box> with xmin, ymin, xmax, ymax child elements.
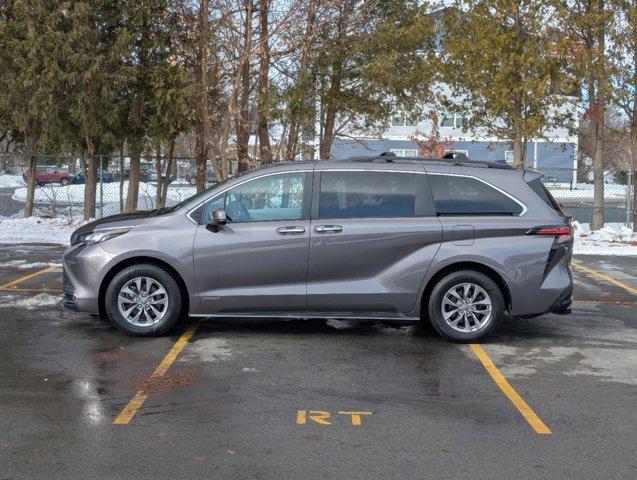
<box><xmin>60</xmin><ymin>177</ymin><xmax>70</xmax><ymax>186</ymax></box>
<box><xmin>105</xmin><ymin>264</ymin><xmax>183</xmax><ymax>336</ymax></box>
<box><xmin>426</xmin><ymin>270</ymin><xmax>504</xmax><ymax>342</ymax></box>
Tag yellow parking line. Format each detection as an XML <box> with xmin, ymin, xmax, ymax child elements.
<box><xmin>470</xmin><ymin>344</ymin><xmax>551</xmax><ymax>435</ymax></box>
<box><xmin>573</xmin><ymin>264</ymin><xmax>637</xmax><ymax>296</ymax></box>
<box><xmin>0</xmin><ymin>266</ymin><xmax>58</xmax><ymax>290</ymax></box>
<box><xmin>113</xmin><ymin>323</ymin><xmax>198</xmax><ymax>425</ymax></box>
<box><xmin>0</xmin><ymin>287</ymin><xmax>62</xmax><ymax>292</ymax></box>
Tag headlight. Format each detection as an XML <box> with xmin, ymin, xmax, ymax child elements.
<box><xmin>78</xmin><ymin>228</ymin><xmax>131</xmax><ymax>245</ymax></box>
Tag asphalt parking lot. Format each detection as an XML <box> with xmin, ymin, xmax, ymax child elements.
<box><xmin>0</xmin><ymin>245</ymin><xmax>635</xmax><ymax>480</ymax></box>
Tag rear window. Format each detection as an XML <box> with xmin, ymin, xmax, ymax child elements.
<box><xmin>527</xmin><ymin>178</ymin><xmax>563</xmax><ymax>214</ymax></box>
<box><xmin>319</xmin><ymin>171</ymin><xmax>416</xmax><ymax>218</ymax></box>
<box><xmin>429</xmin><ymin>174</ymin><xmax>524</xmax><ymax>216</ymax></box>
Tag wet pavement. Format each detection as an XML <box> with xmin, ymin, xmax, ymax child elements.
<box><xmin>0</xmin><ymin>244</ymin><xmax>635</xmax><ymax>479</ymax></box>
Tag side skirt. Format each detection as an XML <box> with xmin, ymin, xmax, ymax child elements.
<box><xmin>189</xmin><ymin>312</ymin><xmax>420</xmax><ymax>322</ymax></box>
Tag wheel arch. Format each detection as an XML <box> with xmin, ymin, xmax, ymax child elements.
<box><xmin>98</xmin><ymin>256</ymin><xmax>189</xmax><ymax>318</ymax></box>
<box><xmin>420</xmin><ymin>261</ymin><xmax>512</xmax><ymax>315</ymax></box>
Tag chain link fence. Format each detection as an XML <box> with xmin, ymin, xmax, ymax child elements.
<box><xmin>535</xmin><ymin>166</ymin><xmax>634</xmax><ymax>232</ymax></box>
<box><xmin>0</xmin><ymin>153</ymin><xmax>212</xmax><ymax>220</ymax></box>
<box><xmin>0</xmin><ymin>153</ymin><xmax>634</xmax><ymax>231</ymax></box>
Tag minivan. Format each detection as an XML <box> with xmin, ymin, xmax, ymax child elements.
<box><xmin>62</xmin><ymin>154</ymin><xmax>573</xmax><ymax>342</ymax></box>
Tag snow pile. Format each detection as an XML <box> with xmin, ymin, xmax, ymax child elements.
<box><xmin>573</xmin><ymin>221</ymin><xmax>637</xmax><ymax>256</ymax></box>
<box><xmin>0</xmin><ymin>260</ymin><xmax>62</xmax><ymax>269</ymax></box>
<box><xmin>0</xmin><ymin>174</ymin><xmax>26</xmax><ymax>188</ymax></box>
<box><xmin>0</xmin><ymin>216</ymin><xmax>86</xmax><ymax>245</ymax></box>
<box><xmin>0</xmin><ymin>293</ymin><xmax>60</xmax><ymax>309</ymax></box>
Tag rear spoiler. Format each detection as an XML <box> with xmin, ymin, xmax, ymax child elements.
<box><xmin>523</xmin><ymin>171</ymin><xmax>543</xmax><ymax>182</ymax></box>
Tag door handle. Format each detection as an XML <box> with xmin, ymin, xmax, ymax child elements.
<box><xmin>276</xmin><ymin>226</ymin><xmax>306</xmax><ymax>235</ymax></box>
<box><xmin>314</xmin><ymin>225</ymin><xmax>343</xmax><ymax>234</ymax></box>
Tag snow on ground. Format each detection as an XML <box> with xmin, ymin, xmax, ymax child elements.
<box><xmin>0</xmin><ymin>216</ymin><xmax>86</xmax><ymax>245</ymax></box>
<box><xmin>547</xmin><ymin>183</ymin><xmax>627</xmax><ymax>201</ymax></box>
<box><xmin>0</xmin><ymin>293</ymin><xmax>60</xmax><ymax>309</ymax></box>
<box><xmin>572</xmin><ymin>221</ymin><xmax>637</xmax><ymax>256</ymax></box>
<box><xmin>0</xmin><ymin>260</ymin><xmax>62</xmax><ymax>269</ymax></box>
<box><xmin>11</xmin><ymin>181</ymin><xmax>197</xmax><ymax>210</ymax></box>
<box><xmin>0</xmin><ymin>174</ymin><xmax>26</xmax><ymax>188</ymax></box>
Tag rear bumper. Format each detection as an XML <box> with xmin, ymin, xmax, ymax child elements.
<box><xmin>549</xmin><ymin>285</ymin><xmax>572</xmax><ymax>314</ymax></box>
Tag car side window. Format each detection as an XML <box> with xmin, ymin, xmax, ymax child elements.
<box><xmin>319</xmin><ymin>171</ymin><xmax>416</xmax><ymax>219</ymax></box>
<box><xmin>201</xmin><ymin>172</ymin><xmax>307</xmax><ymax>224</ymax></box>
<box><xmin>428</xmin><ymin>174</ymin><xmax>523</xmax><ymax>216</ymax></box>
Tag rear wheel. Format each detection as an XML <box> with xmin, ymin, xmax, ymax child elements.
<box><xmin>105</xmin><ymin>264</ymin><xmax>183</xmax><ymax>336</ymax></box>
<box><xmin>60</xmin><ymin>177</ymin><xmax>70</xmax><ymax>186</ymax></box>
<box><xmin>426</xmin><ymin>270</ymin><xmax>504</xmax><ymax>342</ymax></box>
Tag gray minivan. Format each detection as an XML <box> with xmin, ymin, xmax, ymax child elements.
<box><xmin>62</xmin><ymin>155</ymin><xmax>573</xmax><ymax>342</ymax></box>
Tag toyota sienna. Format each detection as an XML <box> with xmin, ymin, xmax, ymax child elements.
<box><xmin>62</xmin><ymin>154</ymin><xmax>573</xmax><ymax>342</ymax></box>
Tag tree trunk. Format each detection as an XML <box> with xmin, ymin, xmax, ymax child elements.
<box><xmin>119</xmin><ymin>147</ymin><xmax>125</xmax><ymax>213</ymax></box>
<box><xmin>236</xmin><ymin>0</ymin><xmax>254</xmax><ymax>173</ymax></box>
<box><xmin>318</xmin><ymin>60</ymin><xmax>342</xmax><ymax>159</ymax></box>
<box><xmin>256</xmin><ymin>0</ymin><xmax>272</xmax><ymax>165</ymax></box>
<box><xmin>155</xmin><ymin>139</ymin><xmax>162</xmax><ymax>208</ymax></box>
<box><xmin>24</xmin><ymin>151</ymin><xmax>37</xmax><ymax>218</ymax></box>
<box><xmin>630</xmin><ymin>47</ymin><xmax>637</xmax><ymax>232</ymax></box>
<box><xmin>160</xmin><ymin>138</ymin><xmax>175</xmax><ymax>208</ymax></box>
<box><xmin>125</xmin><ymin>143</ymin><xmax>141</xmax><ymax>212</ymax></box>
<box><xmin>83</xmin><ymin>141</ymin><xmax>97</xmax><ymax>220</ymax></box>
<box><xmin>591</xmin><ymin>0</ymin><xmax>606</xmax><ymax>231</ymax></box>
<box><xmin>194</xmin><ymin>0</ymin><xmax>219</xmax><ymax>192</ymax></box>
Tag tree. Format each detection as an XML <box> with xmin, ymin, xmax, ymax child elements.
<box><xmin>441</xmin><ymin>0</ymin><xmax>573</xmax><ymax>170</ymax></box>
<box><xmin>121</xmin><ymin>0</ymin><xmax>176</xmax><ymax>212</ymax></box>
<box><xmin>0</xmin><ymin>0</ymin><xmax>69</xmax><ymax>217</ymax></box>
<box><xmin>610</xmin><ymin>0</ymin><xmax>637</xmax><ymax>231</ymax></box>
<box><xmin>556</xmin><ymin>0</ymin><xmax>618</xmax><ymax>229</ymax></box>
<box><xmin>65</xmin><ymin>0</ymin><xmax>128</xmax><ymax>220</ymax></box>
<box><xmin>409</xmin><ymin>113</ymin><xmax>454</xmax><ymax>157</ymax></box>
<box><xmin>314</xmin><ymin>1</ymin><xmax>437</xmax><ymax>159</ymax></box>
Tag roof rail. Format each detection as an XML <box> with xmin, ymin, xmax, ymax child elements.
<box><xmin>326</xmin><ymin>152</ymin><xmax>514</xmax><ymax>170</ymax></box>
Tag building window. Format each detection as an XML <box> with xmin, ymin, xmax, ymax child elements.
<box><xmin>440</xmin><ymin>113</ymin><xmax>466</xmax><ymax>129</ymax></box>
<box><xmin>390</xmin><ymin>149</ymin><xmax>419</xmax><ymax>158</ymax></box>
<box><xmin>392</xmin><ymin>114</ymin><xmax>418</xmax><ymax>127</ymax></box>
<box><xmin>504</xmin><ymin>151</ymin><xmax>514</xmax><ymax>164</ymax></box>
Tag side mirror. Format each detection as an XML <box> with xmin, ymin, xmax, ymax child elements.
<box><xmin>206</xmin><ymin>209</ymin><xmax>227</xmax><ymax>232</ymax></box>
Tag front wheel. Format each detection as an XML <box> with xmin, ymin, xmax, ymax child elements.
<box><xmin>426</xmin><ymin>270</ymin><xmax>504</xmax><ymax>342</ymax></box>
<box><xmin>60</xmin><ymin>177</ymin><xmax>70</xmax><ymax>186</ymax></box>
<box><xmin>105</xmin><ymin>264</ymin><xmax>183</xmax><ymax>336</ymax></box>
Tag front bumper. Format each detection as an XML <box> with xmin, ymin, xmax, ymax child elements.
<box><xmin>62</xmin><ymin>243</ymin><xmax>112</xmax><ymax>314</ymax></box>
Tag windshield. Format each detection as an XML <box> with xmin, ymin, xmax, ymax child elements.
<box><xmin>152</xmin><ymin>176</ymin><xmax>236</xmax><ymax>215</ymax></box>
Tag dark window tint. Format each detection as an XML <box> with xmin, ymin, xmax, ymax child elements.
<box><xmin>319</xmin><ymin>171</ymin><xmax>416</xmax><ymax>218</ymax></box>
<box><xmin>429</xmin><ymin>175</ymin><xmax>523</xmax><ymax>216</ymax></box>
<box><xmin>527</xmin><ymin>178</ymin><xmax>563</xmax><ymax>214</ymax></box>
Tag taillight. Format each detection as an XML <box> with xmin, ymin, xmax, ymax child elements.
<box><xmin>526</xmin><ymin>225</ymin><xmax>572</xmax><ymax>244</ymax></box>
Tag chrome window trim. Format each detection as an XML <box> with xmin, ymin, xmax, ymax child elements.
<box><xmin>426</xmin><ymin>172</ymin><xmax>528</xmax><ymax>216</ymax></box>
<box><xmin>186</xmin><ymin>169</ymin><xmax>314</xmax><ymax>224</ymax></box>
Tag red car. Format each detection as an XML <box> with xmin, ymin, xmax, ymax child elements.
<box><xmin>23</xmin><ymin>166</ymin><xmax>74</xmax><ymax>186</ymax></box>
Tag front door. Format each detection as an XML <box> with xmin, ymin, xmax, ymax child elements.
<box><xmin>194</xmin><ymin>170</ymin><xmax>312</xmax><ymax>313</ymax></box>
<box><xmin>307</xmin><ymin>167</ymin><xmax>442</xmax><ymax>316</ymax></box>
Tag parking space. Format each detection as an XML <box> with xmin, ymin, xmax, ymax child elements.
<box><xmin>0</xmin><ymin>246</ymin><xmax>635</xmax><ymax>479</ymax></box>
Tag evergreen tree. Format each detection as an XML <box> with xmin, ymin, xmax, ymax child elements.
<box><xmin>556</xmin><ymin>0</ymin><xmax>618</xmax><ymax>229</ymax></box>
<box><xmin>441</xmin><ymin>0</ymin><xmax>573</xmax><ymax>169</ymax></box>
<box><xmin>0</xmin><ymin>0</ymin><xmax>70</xmax><ymax>217</ymax></box>
<box><xmin>64</xmin><ymin>0</ymin><xmax>130</xmax><ymax>219</ymax></box>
